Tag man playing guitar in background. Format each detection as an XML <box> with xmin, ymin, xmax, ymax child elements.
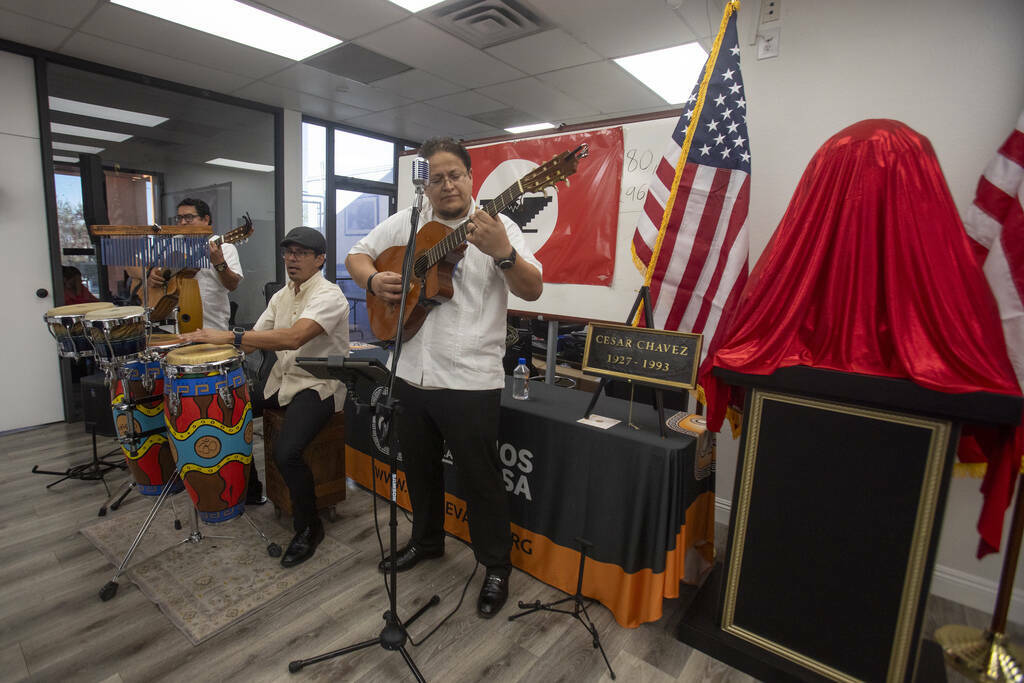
<box><xmin>346</xmin><ymin>137</ymin><xmax>543</xmax><ymax>619</ymax></box>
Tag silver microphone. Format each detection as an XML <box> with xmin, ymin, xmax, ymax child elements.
<box><xmin>412</xmin><ymin>157</ymin><xmax>430</xmax><ymax>189</ymax></box>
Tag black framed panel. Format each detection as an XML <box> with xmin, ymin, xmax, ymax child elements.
<box><xmin>721</xmin><ymin>389</ymin><xmax>955</xmax><ymax>682</ymax></box>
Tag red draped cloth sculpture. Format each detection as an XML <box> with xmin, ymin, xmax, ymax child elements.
<box><xmin>704</xmin><ymin>119</ymin><xmax>1023</xmax><ymax>556</ymax></box>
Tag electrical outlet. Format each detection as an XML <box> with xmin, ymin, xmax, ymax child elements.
<box><xmin>757</xmin><ymin>26</ymin><xmax>781</xmax><ymax>60</ymax></box>
<box><xmin>759</xmin><ymin>0</ymin><xmax>781</xmax><ymax>25</ymax></box>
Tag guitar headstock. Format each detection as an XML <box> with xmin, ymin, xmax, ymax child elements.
<box><xmin>519</xmin><ymin>143</ymin><xmax>590</xmax><ymax>194</ymax></box>
<box><xmin>218</xmin><ymin>212</ymin><xmax>255</xmax><ymax>246</ymax></box>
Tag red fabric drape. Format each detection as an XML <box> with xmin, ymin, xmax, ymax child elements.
<box><xmin>704</xmin><ymin>119</ymin><xmax>1023</xmax><ymax>556</ymax></box>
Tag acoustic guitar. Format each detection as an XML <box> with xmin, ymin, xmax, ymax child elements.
<box><xmin>134</xmin><ymin>214</ymin><xmax>254</xmax><ymax>332</ymax></box>
<box><xmin>367</xmin><ymin>144</ymin><xmax>589</xmax><ymax>342</ymax></box>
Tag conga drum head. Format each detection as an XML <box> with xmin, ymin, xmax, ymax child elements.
<box><xmin>163</xmin><ymin>343</ymin><xmax>241</xmax><ymax>375</ymax></box>
<box><xmin>45</xmin><ymin>302</ymin><xmax>113</xmax><ymax>318</ymax></box>
<box><xmin>144</xmin><ymin>334</ymin><xmax>189</xmax><ymax>361</ymax></box>
<box><xmin>85</xmin><ymin>306</ymin><xmax>148</xmax><ymax>361</ymax></box>
<box><xmin>44</xmin><ymin>302</ymin><xmax>115</xmax><ymax>358</ymax></box>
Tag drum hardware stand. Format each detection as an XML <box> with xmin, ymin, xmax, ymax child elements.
<box><xmin>99</xmin><ymin>471</ymin><xmax>282</xmax><ymax>601</ymax></box>
<box><xmin>508</xmin><ymin>537</ymin><xmax>615</xmax><ymax>680</ymax></box>
<box><xmin>289</xmin><ymin>158</ymin><xmax>438</xmax><ymax>681</ymax></box>
<box><xmin>31</xmin><ymin>421</ymin><xmax>126</xmax><ymax>488</ymax></box>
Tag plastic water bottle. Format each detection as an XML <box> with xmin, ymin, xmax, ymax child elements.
<box><xmin>512</xmin><ymin>357</ymin><xmax>530</xmax><ymax>400</ymax></box>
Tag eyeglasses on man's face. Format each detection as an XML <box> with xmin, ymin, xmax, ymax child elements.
<box><xmin>281</xmin><ymin>247</ymin><xmax>316</xmax><ymax>260</ymax></box>
<box><xmin>426</xmin><ymin>170</ymin><xmax>469</xmax><ymax>188</ymax></box>
<box><xmin>174</xmin><ymin>212</ymin><xmax>201</xmax><ymax>224</ymax></box>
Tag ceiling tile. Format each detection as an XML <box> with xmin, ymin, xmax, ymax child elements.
<box><xmin>357</xmin><ymin>18</ymin><xmax>523</xmax><ymax>88</ymax></box>
<box><xmin>254</xmin><ymin>0</ymin><xmax>408</xmax><ymax>40</ymax></box>
<box><xmin>232</xmin><ymin>81</ymin><xmax>369</xmax><ymax>120</ymax></box>
<box><xmin>60</xmin><ymin>33</ymin><xmax>253</xmax><ymax>95</ymax></box>
<box><xmin>264</xmin><ymin>64</ymin><xmax>413</xmax><ymax>112</ymax></box>
<box><xmin>402</xmin><ymin>103</ymin><xmax>495</xmax><ymax>138</ymax></box>
<box><xmin>485</xmin><ymin>28</ymin><xmax>602</xmax><ymax>74</ymax></box>
<box><xmin>303</xmin><ymin>43</ymin><xmax>410</xmax><ymax>84</ymax></box>
<box><xmin>0</xmin><ymin>0</ymin><xmax>98</xmax><ymax>29</ymax></box>
<box><xmin>541</xmin><ymin>0</ymin><xmax>701</xmax><ymax>58</ymax></box>
<box><xmin>372</xmin><ymin>69</ymin><xmax>463</xmax><ymax>101</ymax></box>
<box><xmin>426</xmin><ymin>90</ymin><xmax>507</xmax><ymax>117</ymax></box>
<box><xmin>343</xmin><ymin>108</ymin><xmax>446</xmax><ymax>143</ymax></box>
<box><xmin>476</xmin><ymin>77</ymin><xmax>599</xmax><ymax>122</ymax></box>
<box><xmin>0</xmin><ymin>8</ymin><xmax>73</xmax><ymax>51</ymax></box>
<box><xmin>77</xmin><ymin>4</ymin><xmax>294</xmax><ymax>80</ymax></box>
<box><xmin>538</xmin><ymin>61</ymin><xmax>665</xmax><ymax>114</ymax></box>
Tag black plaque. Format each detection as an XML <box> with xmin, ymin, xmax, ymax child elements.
<box><xmin>582</xmin><ymin>322</ymin><xmax>702</xmax><ymax>389</ymax></box>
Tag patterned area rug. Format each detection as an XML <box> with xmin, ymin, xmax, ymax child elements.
<box><xmin>81</xmin><ymin>495</ymin><xmax>353</xmax><ymax>645</ymax></box>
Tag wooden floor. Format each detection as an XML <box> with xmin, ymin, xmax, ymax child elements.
<box><xmin>0</xmin><ymin>420</ymin><xmax>1014</xmax><ymax>683</ymax></box>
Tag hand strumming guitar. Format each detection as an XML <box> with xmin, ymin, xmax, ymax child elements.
<box><xmin>148</xmin><ymin>269</ymin><xmax>167</xmax><ymax>289</ymax></box>
<box><xmin>368</xmin><ymin>270</ymin><xmax>403</xmax><ymax>304</ymax></box>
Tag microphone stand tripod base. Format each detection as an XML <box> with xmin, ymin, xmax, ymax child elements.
<box><xmin>935</xmin><ymin>624</ymin><xmax>1024</xmax><ymax>682</ymax></box>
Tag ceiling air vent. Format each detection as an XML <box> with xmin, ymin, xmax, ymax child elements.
<box><xmin>425</xmin><ymin>0</ymin><xmax>551</xmax><ymax>50</ymax></box>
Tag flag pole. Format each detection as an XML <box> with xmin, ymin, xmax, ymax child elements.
<box><xmin>632</xmin><ymin>0</ymin><xmax>739</xmax><ymax>328</ymax></box>
<box><xmin>935</xmin><ymin>474</ymin><xmax>1024</xmax><ymax>680</ymax></box>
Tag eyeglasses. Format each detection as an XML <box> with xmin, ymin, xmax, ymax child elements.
<box><xmin>174</xmin><ymin>213</ymin><xmax>201</xmax><ymax>224</ymax></box>
<box><xmin>281</xmin><ymin>247</ymin><xmax>316</xmax><ymax>259</ymax></box>
<box><xmin>427</xmin><ymin>170</ymin><xmax>468</xmax><ymax>188</ymax></box>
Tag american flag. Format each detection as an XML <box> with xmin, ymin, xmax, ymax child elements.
<box><xmin>631</xmin><ymin>0</ymin><xmax>749</xmax><ymax>394</ymax></box>
<box><xmin>964</xmin><ymin>110</ymin><xmax>1024</xmax><ymax>393</ymax></box>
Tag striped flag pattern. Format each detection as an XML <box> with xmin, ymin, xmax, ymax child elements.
<box><xmin>631</xmin><ymin>0</ymin><xmax>750</xmax><ymax>391</ymax></box>
<box><xmin>963</xmin><ymin>111</ymin><xmax>1024</xmax><ymax>392</ymax></box>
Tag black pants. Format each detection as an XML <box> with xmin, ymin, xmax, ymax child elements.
<box><xmin>257</xmin><ymin>389</ymin><xmax>335</xmax><ymax>532</ymax></box>
<box><xmin>394</xmin><ymin>380</ymin><xmax>511</xmax><ymax>574</ymax></box>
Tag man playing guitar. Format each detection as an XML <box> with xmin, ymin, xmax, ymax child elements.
<box><xmin>346</xmin><ymin>137</ymin><xmax>543</xmax><ymax>619</ymax></box>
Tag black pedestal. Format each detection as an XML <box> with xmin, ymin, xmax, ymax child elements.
<box><xmin>676</xmin><ymin>366</ymin><xmax>1022</xmax><ymax>682</ymax></box>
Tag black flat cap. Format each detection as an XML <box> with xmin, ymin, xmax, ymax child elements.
<box><xmin>281</xmin><ymin>226</ymin><xmax>327</xmax><ymax>254</ymax></box>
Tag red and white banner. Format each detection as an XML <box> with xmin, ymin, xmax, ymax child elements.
<box><xmin>469</xmin><ymin>128</ymin><xmax>623</xmax><ymax>285</ymax></box>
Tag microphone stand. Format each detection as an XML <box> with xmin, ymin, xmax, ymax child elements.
<box><xmin>288</xmin><ymin>173</ymin><xmax>438</xmax><ymax>681</ymax></box>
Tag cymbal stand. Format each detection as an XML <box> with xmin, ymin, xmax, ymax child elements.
<box><xmin>508</xmin><ymin>537</ymin><xmax>616</xmax><ymax>680</ymax></box>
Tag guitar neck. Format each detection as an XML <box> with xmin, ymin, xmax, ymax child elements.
<box><xmin>418</xmin><ymin>183</ymin><xmax>524</xmax><ymax>274</ymax></box>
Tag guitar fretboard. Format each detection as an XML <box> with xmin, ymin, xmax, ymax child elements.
<box><xmin>413</xmin><ymin>181</ymin><xmax>524</xmax><ymax>277</ymax></box>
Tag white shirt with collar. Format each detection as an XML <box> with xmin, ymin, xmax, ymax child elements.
<box><xmin>195</xmin><ymin>241</ymin><xmax>242</xmax><ymax>331</ymax></box>
<box><xmin>253</xmin><ymin>269</ymin><xmax>350</xmax><ymax>411</ymax></box>
<box><xmin>349</xmin><ymin>201</ymin><xmax>541</xmax><ymax>391</ymax></box>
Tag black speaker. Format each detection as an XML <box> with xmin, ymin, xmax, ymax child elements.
<box><xmin>81</xmin><ymin>373</ymin><xmax>116</xmax><ymax>437</ymax></box>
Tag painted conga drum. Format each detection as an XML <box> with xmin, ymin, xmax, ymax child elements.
<box><xmin>109</xmin><ymin>350</ymin><xmax>184</xmax><ymax>496</ymax></box>
<box><xmin>44</xmin><ymin>302</ymin><xmax>114</xmax><ymax>358</ymax></box>
<box><xmin>162</xmin><ymin>344</ymin><xmax>254</xmax><ymax>523</ymax></box>
<box><xmin>85</xmin><ymin>306</ymin><xmax>148</xmax><ymax>362</ymax></box>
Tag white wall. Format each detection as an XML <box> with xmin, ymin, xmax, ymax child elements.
<box><xmin>720</xmin><ymin>0</ymin><xmax>1024</xmax><ymax>621</ymax></box>
<box><xmin>0</xmin><ymin>51</ymin><xmax>63</xmax><ymax>431</ymax></box>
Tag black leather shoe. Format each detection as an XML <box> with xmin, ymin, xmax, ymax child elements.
<box><xmin>281</xmin><ymin>521</ymin><xmax>324</xmax><ymax>568</ymax></box>
<box><xmin>477</xmin><ymin>571</ymin><xmax>509</xmax><ymax>618</ymax></box>
<box><xmin>377</xmin><ymin>544</ymin><xmax>444</xmax><ymax>573</ymax></box>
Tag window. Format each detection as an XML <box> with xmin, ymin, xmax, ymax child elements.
<box><xmin>303</xmin><ymin>118</ymin><xmax>405</xmax><ymax>341</ymax></box>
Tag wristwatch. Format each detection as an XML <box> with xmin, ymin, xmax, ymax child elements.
<box><xmin>214</xmin><ymin>262</ymin><xmax>229</xmax><ymax>273</ymax></box>
<box><xmin>232</xmin><ymin>327</ymin><xmax>245</xmax><ymax>348</ymax></box>
<box><xmin>494</xmin><ymin>248</ymin><xmax>517</xmax><ymax>270</ymax></box>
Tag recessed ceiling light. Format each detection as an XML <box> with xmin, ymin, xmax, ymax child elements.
<box><xmin>614</xmin><ymin>42</ymin><xmax>708</xmax><ymax>104</ymax></box>
<box><xmin>52</xmin><ymin>142</ymin><xmax>105</xmax><ymax>154</ymax></box>
<box><xmin>111</xmin><ymin>0</ymin><xmax>341</xmax><ymax>61</ymax></box>
<box><xmin>505</xmin><ymin>122</ymin><xmax>557</xmax><ymax>134</ymax></box>
<box><xmin>53</xmin><ymin>155</ymin><xmax>79</xmax><ymax>163</ymax></box>
<box><xmin>51</xmin><ymin>123</ymin><xmax>132</xmax><ymax>143</ymax></box>
<box><xmin>386</xmin><ymin>0</ymin><xmax>446</xmax><ymax>12</ymax></box>
<box><xmin>48</xmin><ymin>97</ymin><xmax>168</xmax><ymax>127</ymax></box>
<box><xmin>206</xmin><ymin>158</ymin><xmax>275</xmax><ymax>173</ymax></box>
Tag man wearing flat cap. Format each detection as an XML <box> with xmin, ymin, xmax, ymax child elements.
<box><xmin>182</xmin><ymin>226</ymin><xmax>350</xmax><ymax>567</ymax></box>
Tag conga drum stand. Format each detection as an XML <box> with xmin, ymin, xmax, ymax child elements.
<box><xmin>99</xmin><ymin>474</ymin><xmax>282</xmax><ymax>601</ymax></box>
<box><xmin>31</xmin><ymin>421</ymin><xmax>125</xmax><ymax>488</ymax></box>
